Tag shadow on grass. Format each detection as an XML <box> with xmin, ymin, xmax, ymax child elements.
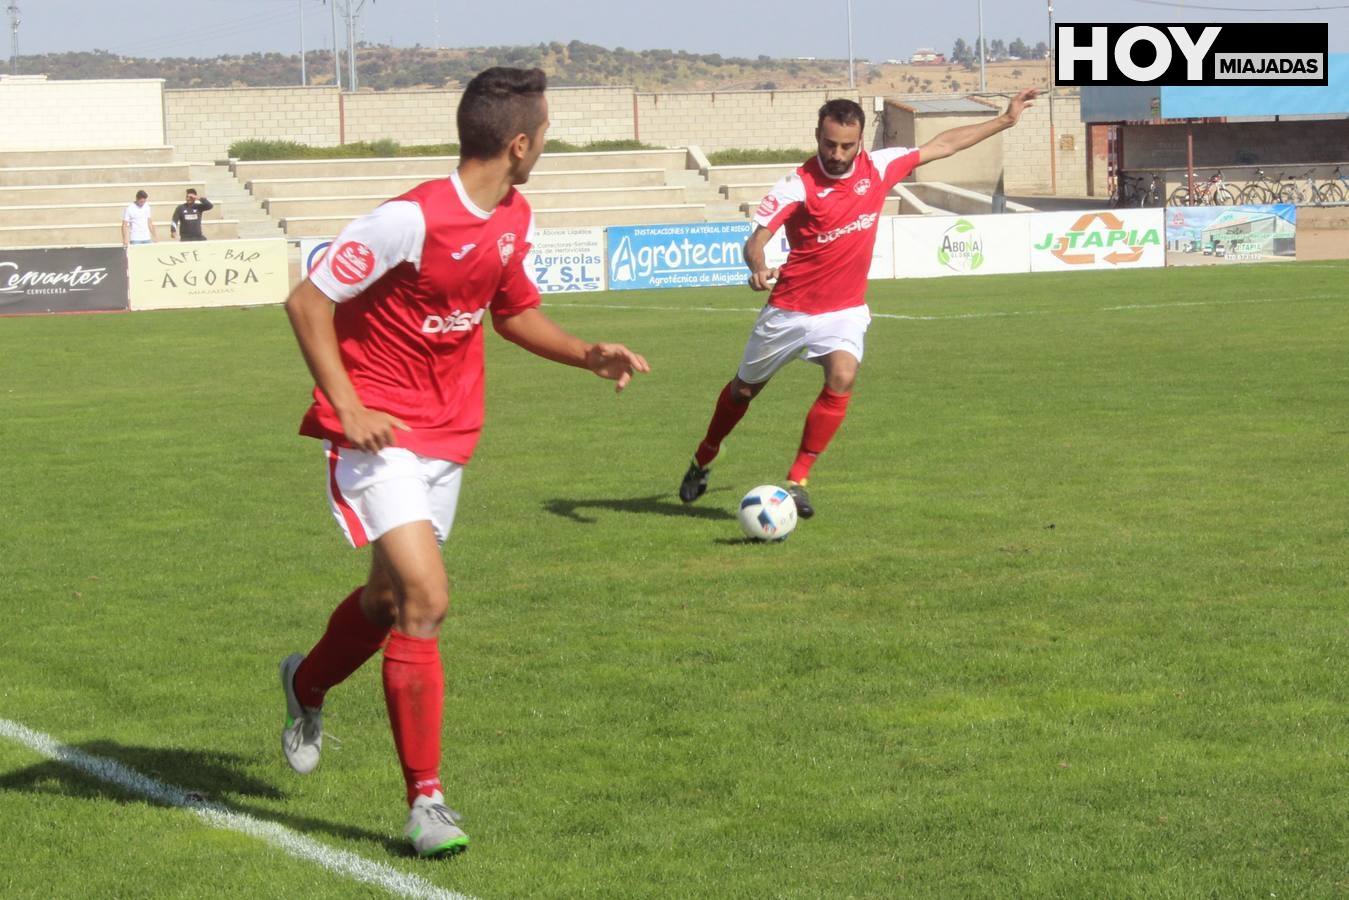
<box><xmin>544</xmin><ymin>492</ymin><xmax>735</xmax><ymax>523</ymax></box>
<box><xmin>0</xmin><ymin>740</ymin><xmax>411</xmax><ymax>856</ymax></box>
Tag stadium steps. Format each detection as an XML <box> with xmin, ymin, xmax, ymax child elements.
<box><xmin>244</xmin><ymin>167</ymin><xmax>669</xmax><ymax>200</ymax></box>
<box><xmin>278</xmin><ymin>203</ymin><xmax>707</xmax><ymax>236</ymax></box>
<box><xmin>0</xmin><ymin>181</ymin><xmax>207</xmax><ymax>206</ymax></box>
<box><xmin>0</xmin><ymin>162</ymin><xmax>195</xmax><ymax>187</ymax></box>
<box><xmin>191</xmin><ymin>163</ymin><xmax>284</xmax><ymax>240</ymax></box>
<box><xmin>0</xmin><ymin>200</ymin><xmax>223</xmax><ymax>227</ymax></box>
<box><xmin>230</xmin><ymin>149</ymin><xmax>690</xmax><ymax>182</ymax></box>
<box><xmin>0</xmin><ymin>219</ymin><xmax>241</xmax><ymax>248</ymax></box>
<box><xmin>262</xmin><ymin>185</ymin><xmax>689</xmax><ymax>220</ymax></box>
<box><xmin>0</xmin><ymin>146</ymin><xmax>177</xmax><ymax>168</ymax></box>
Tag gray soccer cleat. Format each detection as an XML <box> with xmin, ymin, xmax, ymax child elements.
<box><xmin>406</xmin><ymin>792</ymin><xmax>470</xmax><ymax>857</ymax></box>
<box><xmin>786</xmin><ymin>481</ymin><xmax>815</xmax><ymax>519</ymax></box>
<box><xmin>279</xmin><ymin>653</ymin><xmax>323</xmax><ymax>775</ymax></box>
<box><xmin>679</xmin><ymin>458</ymin><xmax>711</xmax><ymax>503</ymax></box>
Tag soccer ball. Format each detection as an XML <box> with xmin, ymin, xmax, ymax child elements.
<box><xmin>738</xmin><ymin>485</ymin><xmax>798</xmax><ymax>541</ymax></box>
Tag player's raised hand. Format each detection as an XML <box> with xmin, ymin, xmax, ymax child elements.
<box><xmin>1004</xmin><ymin>88</ymin><xmax>1039</xmax><ymax>126</ymax></box>
<box><xmin>748</xmin><ymin>267</ymin><xmax>780</xmax><ymax>291</ymax></box>
<box><xmin>338</xmin><ymin>405</ymin><xmax>411</xmax><ymax>452</ymax></box>
<box><xmin>585</xmin><ymin>342</ymin><xmax>651</xmax><ymax>393</ymax></box>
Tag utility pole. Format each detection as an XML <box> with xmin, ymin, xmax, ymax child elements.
<box><xmin>329</xmin><ymin>0</ymin><xmax>341</xmax><ymax>90</ymax></box>
<box><xmin>347</xmin><ymin>4</ymin><xmax>355</xmax><ymax>91</ymax></box>
<box><xmin>1047</xmin><ymin>0</ymin><xmax>1057</xmax><ymax>194</ymax></box>
<box><xmin>6</xmin><ymin>0</ymin><xmax>18</xmax><ymax>76</ymax></box>
<box><xmin>845</xmin><ymin>0</ymin><xmax>855</xmax><ymax>88</ymax></box>
<box><xmin>299</xmin><ymin>0</ymin><xmax>306</xmax><ymax>86</ymax></box>
<box><xmin>977</xmin><ymin>0</ymin><xmax>986</xmax><ymax>93</ymax></box>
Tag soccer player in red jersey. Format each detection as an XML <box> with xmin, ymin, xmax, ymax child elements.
<box><xmin>679</xmin><ymin>89</ymin><xmax>1038</xmax><ymax>518</ymax></box>
<box><xmin>278</xmin><ymin>67</ymin><xmax>648</xmax><ymax>857</ymax></box>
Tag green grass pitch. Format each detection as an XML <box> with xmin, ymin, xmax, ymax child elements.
<box><xmin>1</xmin><ymin>261</ymin><xmax>1346</xmax><ymax>897</ymax></box>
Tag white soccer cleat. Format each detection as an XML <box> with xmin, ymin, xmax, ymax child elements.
<box><xmin>406</xmin><ymin>791</ymin><xmax>470</xmax><ymax>857</ymax></box>
<box><xmin>279</xmin><ymin>653</ymin><xmax>323</xmax><ymax>775</ymax></box>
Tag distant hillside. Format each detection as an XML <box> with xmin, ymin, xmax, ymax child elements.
<box><xmin>15</xmin><ymin>40</ymin><xmax>1050</xmax><ymax>94</ymax></box>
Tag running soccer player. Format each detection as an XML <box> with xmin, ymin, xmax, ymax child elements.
<box><xmin>278</xmin><ymin>67</ymin><xmax>648</xmax><ymax>858</ymax></box>
<box><xmin>678</xmin><ymin>89</ymin><xmax>1038</xmax><ymax>518</ymax></box>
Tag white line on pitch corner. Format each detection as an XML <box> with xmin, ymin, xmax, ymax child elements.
<box><xmin>0</xmin><ymin>718</ymin><xmax>475</xmax><ymax>900</ymax></box>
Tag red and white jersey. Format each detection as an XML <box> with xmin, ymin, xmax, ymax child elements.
<box><xmin>753</xmin><ymin>147</ymin><xmax>920</xmax><ymax>314</ymax></box>
<box><xmin>301</xmin><ymin>171</ymin><xmax>540</xmax><ymax>464</ymax></box>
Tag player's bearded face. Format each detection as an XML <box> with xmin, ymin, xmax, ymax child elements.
<box><xmin>816</xmin><ymin>119</ymin><xmax>863</xmax><ymax>176</ymax></box>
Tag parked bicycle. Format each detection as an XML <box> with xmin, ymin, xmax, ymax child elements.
<box><xmin>1113</xmin><ymin>172</ymin><xmax>1165</xmax><ymax>207</ymax></box>
<box><xmin>1237</xmin><ymin>169</ymin><xmax>1301</xmax><ymax>205</ymax></box>
<box><xmin>1167</xmin><ymin>170</ymin><xmax>1235</xmax><ymax>206</ymax></box>
<box><xmin>1311</xmin><ymin>166</ymin><xmax>1347</xmax><ymax>205</ymax></box>
<box><xmin>1300</xmin><ymin>167</ymin><xmax>1343</xmax><ymax>206</ymax></box>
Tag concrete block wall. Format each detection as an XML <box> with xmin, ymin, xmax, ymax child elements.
<box><xmin>343</xmin><ymin>90</ymin><xmax>459</xmax><ymax>145</ymax></box>
<box><xmin>999</xmin><ymin>91</ymin><xmax>1087</xmax><ymax>196</ymax></box>
<box><xmin>1121</xmin><ymin>120</ymin><xmax>1349</xmax><ymax>171</ymax></box>
<box><xmin>164</xmin><ymin>86</ymin><xmax>340</xmax><ymax>162</ymax></box>
<box><xmin>635</xmin><ymin>89</ymin><xmax>873</xmax><ymax>152</ymax></box>
<box><xmin>0</xmin><ymin>77</ymin><xmax>164</xmax><ymax>150</ymax></box>
<box><xmin>546</xmin><ymin>87</ymin><xmax>635</xmax><ymax>144</ymax></box>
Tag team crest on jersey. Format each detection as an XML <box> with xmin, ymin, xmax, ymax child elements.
<box><xmin>330</xmin><ymin>241</ymin><xmax>375</xmax><ymax>285</ymax></box>
<box><xmin>853</xmin><ymin>178</ymin><xmax>872</xmax><ymax>196</ymax></box>
<box><xmin>497</xmin><ymin>233</ymin><xmax>516</xmax><ymax>266</ymax></box>
<box><xmin>756</xmin><ymin>195</ymin><xmax>780</xmax><ymax>218</ymax></box>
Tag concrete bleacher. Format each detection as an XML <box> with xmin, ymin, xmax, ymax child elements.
<box><xmin>231</xmin><ymin>148</ymin><xmax>708</xmax><ymax>235</ymax></box>
<box><xmin>230</xmin><ymin>149</ymin><xmax>689</xmax><ymax>183</ymax></box>
<box><xmin>0</xmin><ymin>221</ymin><xmax>240</xmax><ymax>248</ymax></box>
<box><xmin>0</xmin><ymin>149</ymin><xmax>244</xmax><ymax>248</ymax></box>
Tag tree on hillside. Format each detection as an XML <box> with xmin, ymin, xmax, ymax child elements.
<box><xmin>989</xmin><ymin>39</ymin><xmax>1007</xmax><ymax>61</ymax></box>
<box><xmin>951</xmin><ymin>38</ymin><xmax>973</xmax><ymax>68</ymax></box>
<box><xmin>1032</xmin><ymin>41</ymin><xmax>1049</xmax><ymax>60</ymax></box>
<box><xmin>1008</xmin><ymin>37</ymin><xmax>1029</xmax><ymax>59</ymax></box>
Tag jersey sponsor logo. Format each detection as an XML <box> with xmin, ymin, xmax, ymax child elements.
<box><xmin>330</xmin><ymin>241</ymin><xmax>375</xmax><ymax>285</ymax></box>
<box><xmin>450</xmin><ymin>243</ymin><xmax>476</xmax><ymax>261</ymax></box>
<box><xmin>422</xmin><ymin>309</ymin><xmax>486</xmax><ymax>334</ymax></box>
<box><xmin>853</xmin><ymin>178</ymin><xmax>872</xmax><ymax>196</ymax></box>
<box><xmin>497</xmin><ymin>233</ymin><xmax>516</xmax><ymax>266</ymax></box>
<box><xmin>756</xmin><ymin>195</ymin><xmax>781</xmax><ymax>218</ymax></box>
<box><xmin>816</xmin><ymin>212</ymin><xmax>880</xmax><ymax>244</ymax></box>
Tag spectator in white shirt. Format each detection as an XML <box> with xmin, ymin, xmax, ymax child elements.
<box><xmin>122</xmin><ymin>190</ymin><xmax>157</xmax><ymax>247</ymax></box>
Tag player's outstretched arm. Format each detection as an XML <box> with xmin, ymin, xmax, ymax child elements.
<box><xmin>918</xmin><ymin>88</ymin><xmax>1039</xmax><ymax>165</ymax></box>
<box><xmin>743</xmin><ymin>227</ymin><xmax>780</xmax><ymax>291</ymax></box>
<box><xmin>493</xmin><ymin>307</ymin><xmax>650</xmax><ymax>393</ymax></box>
<box><xmin>285</xmin><ymin>279</ymin><xmax>409</xmax><ymax>451</ymax></box>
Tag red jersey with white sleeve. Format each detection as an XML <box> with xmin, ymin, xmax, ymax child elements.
<box><xmin>752</xmin><ymin>146</ymin><xmax>920</xmax><ymax>314</ymax></box>
<box><xmin>300</xmin><ymin>171</ymin><xmax>540</xmax><ymax>464</ymax></box>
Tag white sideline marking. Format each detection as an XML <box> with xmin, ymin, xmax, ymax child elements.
<box><xmin>544</xmin><ymin>294</ymin><xmax>1335</xmax><ymax>322</ymax></box>
<box><xmin>0</xmin><ymin>718</ymin><xmax>474</xmax><ymax>900</ymax></box>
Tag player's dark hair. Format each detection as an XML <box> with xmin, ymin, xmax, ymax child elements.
<box><xmin>457</xmin><ymin>67</ymin><xmax>548</xmax><ymax>161</ymax></box>
<box><xmin>135</xmin><ymin>190</ymin><xmax>148</xmax><ymax>200</ymax></box>
<box><xmin>817</xmin><ymin>98</ymin><xmax>866</xmax><ymax>134</ymax></box>
<box><xmin>186</xmin><ymin>188</ymin><xmax>197</xmax><ymax>196</ymax></box>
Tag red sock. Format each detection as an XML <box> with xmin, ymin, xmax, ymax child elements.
<box><xmin>293</xmin><ymin>587</ymin><xmax>390</xmax><ymax>708</ymax></box>
<box><xmin>787</xmin><ymin>387</ymin><xmax>851</xmax><ymax>483</ymax></box>
<box><xmin>383</xmin><ymin>630</ymin><xmax>444</xmax><ymax>806</ymax></box>
<box><xmin>695</xmin><ymin>381</ymin><xmax>752</xmax><ymax>467</ymax></box>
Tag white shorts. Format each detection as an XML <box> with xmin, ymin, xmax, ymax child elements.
<box><xmin>736</xmin><ymin>304</ymin><xmax>872</xmax><ymax>384</ymax></box>
<box><xmin>323</xmin><ymin>442</ymin><xmax>463</xmax><ymax>549</ymax></box>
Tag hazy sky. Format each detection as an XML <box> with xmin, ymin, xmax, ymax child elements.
<box><xmin>8</xmin><ymin>1</ymin><xmax>1349</xmax><ymax>62</ymax></box>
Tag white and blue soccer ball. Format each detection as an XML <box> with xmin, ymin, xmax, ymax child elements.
<box><xmin>738</xmin><ymin>485</ymin><xmax>798</xmax><ymax>541</ymax></box>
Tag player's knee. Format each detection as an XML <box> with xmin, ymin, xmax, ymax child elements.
<box><xmin>398</xmin><ymin>574</ymin><xmax>451</xmax><ymax>631</ymax></box>
<box><xmin>827</xmin><ymin>371</ymin><xmax>857</xmax><ymax>393</ymax></box>
<box><xmin>730</xmin><ymin>379</ymin><xmax>762</xmax><ymax>403</ymax></box>
<box><xmin>359</xmin><ymin>583</ymin><xmax>399</xmax><ymax>628</ymax></box>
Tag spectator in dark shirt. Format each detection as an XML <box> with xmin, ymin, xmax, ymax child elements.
<box><xmin>170</xmin><ymin>189</ymin><xmax>215</xmax><ymax>242</ymax></box>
